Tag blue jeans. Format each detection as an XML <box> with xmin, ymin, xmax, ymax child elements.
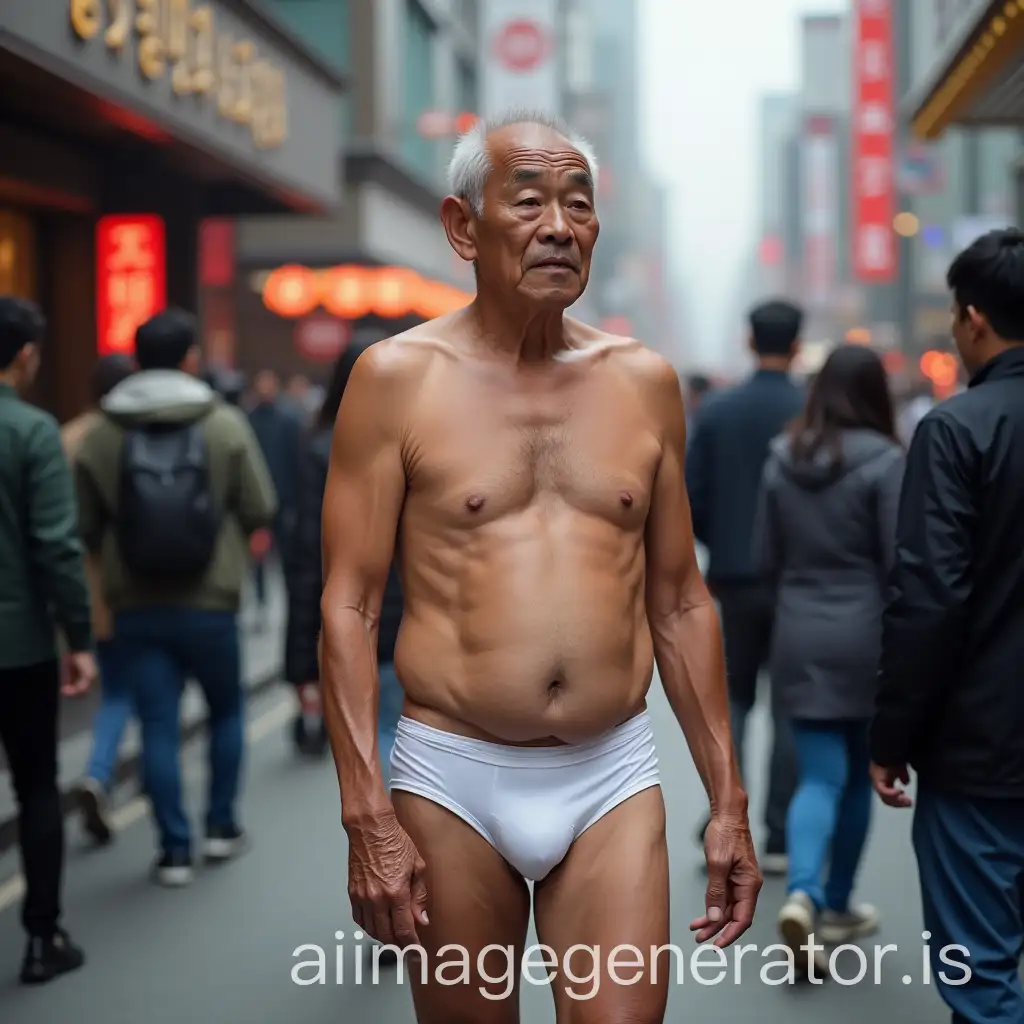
<box><xmin>914</xmin><ymin>788</ymin><xmax>1024</xmax><ymax>1024</ymax></box>
<box><xmin>787</xmin><ymin>719</ymin><xmax>873</xmax><ymax>911</ymax></box>
<box><xmin>378</xmin><ymin>663</ymin><xmax>403</xmax><ymax>788</ymax></box>
<box><xmin>85</xmin><ymin>638</ymin><xmax>135</xmax><ymax>788</ymax></box>
<box><xmin>116</xmin><ymin>609</ymin><xmax>244</xmax><ymax>858</ymax></box>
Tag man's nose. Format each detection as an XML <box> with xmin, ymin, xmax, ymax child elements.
<box><xmin>539</xmin><ymin>205</ymin><xmax>573</xmax><ymax>246</ymax></box>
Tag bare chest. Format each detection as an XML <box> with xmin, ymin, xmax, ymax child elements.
<box><xmin>405</xmin><ymin>370</ymin><xmax>662</xmax><ymax>528</ymax></box>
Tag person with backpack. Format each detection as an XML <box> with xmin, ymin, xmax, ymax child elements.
<box><xmin>75</xmin><ymin>310</ymin><xmax>277</xmax><ymax>887</ymax></box>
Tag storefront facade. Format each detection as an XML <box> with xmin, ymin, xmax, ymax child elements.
<box><xmin>0</xmin><ymin>0</ymin><xmax>343</xmax><ymax>418</ymax></box>
<box><xmin>908</xmin><ymin>0</ymin><xmax>1024</xmax><ymax>142</ymax></box>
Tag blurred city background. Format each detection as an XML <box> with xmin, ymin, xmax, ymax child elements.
<box><xmin>0</xmin><ymin>0</ymin><xmax>1021</xmax><ymax>1021</ymax></box>
<box><xmin>2</xmin><ymin>0</ymin><xmax>1016</xmax><ymax>418</ymax></box>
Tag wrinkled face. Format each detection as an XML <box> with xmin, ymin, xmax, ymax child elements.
<box><xmin>472</xmin><ymin>124</ymin><xmax>599</xmax><ymax>307</ymax></box>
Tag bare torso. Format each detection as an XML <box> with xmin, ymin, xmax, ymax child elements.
<box><xmin>375</xmin><ymin>315</ymin><xmax>667</xmax><ymax>746</ymax></box>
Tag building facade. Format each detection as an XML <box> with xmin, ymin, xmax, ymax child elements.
<box><xmin>898</xmin><ymin>0</ymin><xmax>1021</xmax><ymax>376</ymax></box>
<box><xmin>0</xmin><ymin>0</ymin><xmax>343</xmax><ymax>418</ymax></box>
<box><xmin>229</xmin><ymin>0</ymin><xmax>481</xmax><ymax>383</ymax></box>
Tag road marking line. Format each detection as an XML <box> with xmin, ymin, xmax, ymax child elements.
<box><xmin>0</xmin><ymin>694</ymin><xmax>296</xmax><ymax>915</ymax></box>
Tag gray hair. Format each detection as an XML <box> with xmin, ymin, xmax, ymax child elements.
<box><xmin>447</xmin><ymin>108</ymin><xmax>599</xmax><ymax>216</ymax></box>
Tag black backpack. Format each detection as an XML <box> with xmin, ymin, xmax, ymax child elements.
<box><xmin>116</xmin><ymin>422</ymin><xmax>221</xmax><ymax>582</ymax></box>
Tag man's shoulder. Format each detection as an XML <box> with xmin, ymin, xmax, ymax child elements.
<box><xmin>353</xmin><ymin>332</ymin><xmax>448</xmax><ymax>390</ymax></box>
<box><xmin>578</xmin><ymin>327</ymin><xmax>677</xmax><ymax>390</ymax></box>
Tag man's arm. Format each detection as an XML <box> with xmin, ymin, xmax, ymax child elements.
<box><xmin>320</xmin><ymin>345</ymin><xmax>408</xmax><ymax>827</ymax></box>
<box><xmin>870</xmin><ymin>415</ymin><xmax>976</xmax><ymax>768</ymax></box>
<box><xmin>645</xmin><ymin>363</ymin><xmax>744</xmax><ymax>814</ymax></box>
<box><xmin>25</xmin><ymin>417</ymin><xmax>93</xmax><ymax>653</ymax></box>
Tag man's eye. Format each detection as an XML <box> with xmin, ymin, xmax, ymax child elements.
<box><xmin>518</xmin><ymin>198</ymin><xmax>541</xmax><ymax>207</ymax></box>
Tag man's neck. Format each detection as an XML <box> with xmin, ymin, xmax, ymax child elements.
<box><xmin>756</xmin><ymin>356</ymin><xmax>791</xmax><ymax>373</ymax></box>
<box><xmin>0</xmin><ymin>371</ymin><xmax>20</xmax><ymax>391</ymax></box>
<box><xmin>468</xmin><ymin>298</ymin><xmax>570</xmax><ymax>364</ymax></box>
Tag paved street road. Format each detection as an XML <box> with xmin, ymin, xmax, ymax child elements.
<box><xmin>0</xmin><ymin>678</ymin><xmax>952</xmax><ymax>1023</ymax></box>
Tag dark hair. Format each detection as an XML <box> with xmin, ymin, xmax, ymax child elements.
<box><xmin>789</xmin><ymin>344</ymin><xmax>896</xmax><ymax>463</ymax></box>
<box><xmin>947</xmin><ymin>227</ymin><xmax>1024</xmax><ymax>341</ymax></box>
<box><xmin>0</xmin><ymin>296</ymin><xmax>45</xmax><ymax>370</ymax></box>
<box><xmin>91</xmin><ymin>354</ymin><xmax>134</xmax><ymax>404</ymax></box>
<box><xmin>749</xmin><ymin>300</ymin><xmax>803</xmax><ymax>356</ymax></box>
<box><xmin>687</xmin><ymin>374</ymin><xmax>712</xmax><ymax>395</ymax></box>
<box><xmin>135</xmin><ymin>309</ymin><xmax>197</xmax><ymax>370</ymax></box>
<box><xmin>316</xmin><ymin>334</ymin><xmax>385</xmax><ymax>432</ymax></box>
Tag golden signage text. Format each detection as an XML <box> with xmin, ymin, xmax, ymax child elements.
<box><xmin>70</xmin><ymin>0</ymin><xmax>288</xmax><ymax>149</ymax></box>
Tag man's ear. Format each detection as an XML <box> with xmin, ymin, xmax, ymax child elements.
<box><xmin>440</xmin><ymin>195</ymin><xmax>478</xmax><ymax>264</ymax></box>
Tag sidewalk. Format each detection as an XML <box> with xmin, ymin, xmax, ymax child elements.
<box><xmin>0</xmin><ymin>578</ymin><xmax>288</xmax><ymax>856</ymax></box>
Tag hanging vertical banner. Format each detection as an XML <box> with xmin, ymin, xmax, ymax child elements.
<box><xmin>803</xmin><ymin>116</ymin><xmax>838</xmax><ymax>308</ymax></box>
<box><xmin>481</xmin><ymin>0</ymin><xmax>560</xmax><ymax>117</ymax></box>
<box><xmin>95</xmin><ymin>215</ymin><xmax>166</xmax><ymax>356</ymax></box>
<box><xmin>852</xmin><ymin>0</ymin><xmax>897</xmax><ymax>283</ymax></box>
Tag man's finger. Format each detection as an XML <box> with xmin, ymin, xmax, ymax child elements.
<box><xmin>410</xmin><ymin>863</ymin><xmax>430</xmax><ymax>927</ymax></box>
<box><xmin>372</xmin><ymin>906</ymin><xmax>395</xmax><ymax>945</ymax></box>
<box><xmin>389</xmin><ymin>899</ymin><xmax>420</xmax><ymax>948</ymax></box>
<box><xmin>714</xmin><ymin>900</ymin><xmax>755</xmax><ymax>948</ymax></box>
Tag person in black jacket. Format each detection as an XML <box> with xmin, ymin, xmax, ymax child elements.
<box><xmin>870</xmin><ymin>228</ymin><xmax>1024</xmax><ymax>1023</ymax></box>
<box><xmin>285</xmin><ymin>336</ymin><xmax>404</xmax><ymax>760</ymax></box>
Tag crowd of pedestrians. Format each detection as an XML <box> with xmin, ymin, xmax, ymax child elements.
<box><xmin>0</xmin><ymin>228</ymin><xmax>1022</xmax><ymax>1022</ymax></box>
<box><xmin>684</xmin><ymin>226</ymin><xmax>1024</xmax><ymax>1021</ymax></box>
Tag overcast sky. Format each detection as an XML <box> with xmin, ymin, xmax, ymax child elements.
<box><xmin>640</xmin><ymin>0</ymin><xmax>847</xmax><ymax>367</ymax></box>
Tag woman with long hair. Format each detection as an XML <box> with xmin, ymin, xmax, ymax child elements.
<box><xmin>754</xmin><ymin>344</ymin><xmax>905</xmax><ymax>971</ymax></box>
<box><xmin>285</xmin><ymin>336</ymin><xmax>404</xmax><ymax>759</ymax></box>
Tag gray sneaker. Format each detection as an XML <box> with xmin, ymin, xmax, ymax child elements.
<box><xmin>778</xmin><ymin>891</ymin><xmax>829</xmax><ymax>977</ymax></box>
<box><xmin>820</xmin><ymin>904</ymin><xmax>880</xmax><ymax>944</ymax></box>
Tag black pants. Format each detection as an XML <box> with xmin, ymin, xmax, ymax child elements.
<box><xmin>0</xmin><ymin>660</ymin><xmax>63</xmax><ymax>937</ymax></box>
<box><xmin>711</xmin><ymin>580</ymin><xmax>797</xmax><ymax>851</ymax></box>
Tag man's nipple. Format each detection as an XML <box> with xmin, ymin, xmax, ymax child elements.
<box><xmin>620</xmin><ymin>492</ymin><xmax>633</xmax><ymax>508</ymax></box>
<box><xmin>466</xmin><ymin>494</ymin><xmax>486</xmax><ymax>513</ymax></box>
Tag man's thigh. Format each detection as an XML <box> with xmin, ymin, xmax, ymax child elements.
<box><xmin>177</xmin><ymin>611</ymin><xmax>242</xmax><ymax>717</ymax></box>
<box><xmin>715</xmin><ymin>584</ymin><xmax>771</xmax><ymax>712</ymax></box>
<box><xmin>913</xmin><ymin>788</ymin><xmax>1024</xmax><ymax>1023</ymax></box>
<box><xmin>0</xmin><ymin>661</ymin><xmax>60</xmax><ymax>799</ymax></box>
<box><xmin>534</xmin><ymin>787</ymin><xmax>669</xmax><ymax>1024</ymax></box>
<box><xmin>392</xmin><ymin>790</ymin><xmax>531</xmax><ymax>1024</ymax></box>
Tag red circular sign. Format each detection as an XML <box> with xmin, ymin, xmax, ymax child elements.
<box><xmin>294</xmin><ymin>313</ymin><xmax>351</xmax><ymax>364</ymax></box>
<box><xmin>493</xmin><ymin>19</ymin><xmax>551</xmax><ymax>72</ymax></box>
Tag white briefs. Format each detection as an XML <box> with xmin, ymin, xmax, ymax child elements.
<box><xmin>388</xmin><ymin>710</ymin><xmax>661</xmax><ymax>881</ymax></box>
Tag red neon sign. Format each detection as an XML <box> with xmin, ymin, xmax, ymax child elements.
<box><xmin>96</xmin><ymin>215</ymin><xmax>166</xmax><ymax>356</ymax></box>
<box><xmin>852</xmin><ymin>0</ymin><xmax>896</xmax><ymax>283</ymax></box>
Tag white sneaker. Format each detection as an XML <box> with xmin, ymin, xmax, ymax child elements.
<box><xmin>778</xmin><ymin>891</ymin><xmax>829</xmax><ymax>977</ymax></box>
<box><xmin>819</xmin><ymin>904</ymin><xmax>881</xmax><ymax>944</ymax></box>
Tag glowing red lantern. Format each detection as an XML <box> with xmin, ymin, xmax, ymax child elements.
<box><xmin>263</xmin><ymin>265</ymin><xmax>319</xmax><ymax>318</ymax></box>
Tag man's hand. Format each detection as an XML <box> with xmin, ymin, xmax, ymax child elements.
<box><xmin>870</xmin><ymin>762</ymin><xmax>913</xmax><ymax>808</ymax></box>
<box><xmin>690</xmin><ymin>813</ymin><xmax>762</xmax><ymax>947</ymax></box>
<box><xmin>62</xmin><ymin>651</ymin><xmax>97</xmax><ymax>696</ymax></box>
<box><xmin>347</xmin><ymin>811</ymin><xmax>429</xmax><ymax>947</ymax></box>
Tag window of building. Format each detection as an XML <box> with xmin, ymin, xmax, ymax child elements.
<box><xmin>401</xmin><ymin>0</ymin><xmax>437</xmax><ymax>180</ymax></box>
<box><xmin>268</xmin><ymin>0</ymin><xmax>350</xmax><ymax>140</ymax></box>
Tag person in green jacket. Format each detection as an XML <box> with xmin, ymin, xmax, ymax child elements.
<box><xmin>0</xmin><ymin>296</ymin><xmax>96</xmax><ymax>985</ymax></box>
<box><xmin>75</xmin><ymin>309</ymin><xmax>277</xmax><ymax>888</ymax></box>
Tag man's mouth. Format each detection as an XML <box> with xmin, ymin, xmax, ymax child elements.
<box><xmin>532</xmin><ymin>258</ymin><xmax>577</xmax><ymax>270</ymax></box>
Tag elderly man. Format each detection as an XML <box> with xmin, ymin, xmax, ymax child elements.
<box><xmin>320</xmin><ymin>111</ymin><xmax>761</xmax><ymax>1024</ymax></box>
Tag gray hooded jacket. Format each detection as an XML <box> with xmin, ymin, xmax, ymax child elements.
<box><xmin>754</xmin><ymin>428</ymin><xmax>905</xmax><ymax>720</ymax></box>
